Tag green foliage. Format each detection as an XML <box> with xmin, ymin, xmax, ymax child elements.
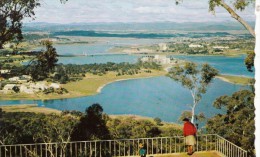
<box><xmin>49</xmin><ymin>61</ymin><xmax>161</xmax><ymax>83</ymax></box>
<box><xmin>107</xmin><ymin>117</ymin><xmax>162</xmax><ymax>139</ymax></box>
<box><xmin>167</xmin><ymin>62</ymin><xmax>218</xmax><ymax>123</ymax></box>
<box><xmin>209</xmin><ymin>0</ymin><xmax>254</xmax><ymax>13</ymax></box>
<box><xmin>154</xmin><ymin>117</ymin><xmax>163</xmax><ymax>126</ymax></box>
<box><xmin>0</xmin><ymin>112</ymin><xmax>78</xmax><ymax>145</ymax></box>
<box><xmin>71</xmin><ymin>104</ymin><xmax>110</xmax><ymax>141</ymax></box>
<box><xmin>206</xmin><ymin>90</ymin><xmax>255</xmax><ymax>156</ymax></box>
<box><xmin>245</xmin><ymin>52</ymin><xmax>255</xmax><ymax>72</ymax></box>
<box><xmin>29</xmin><ymin>40</ymin><xmax>58</xmax><ymax>81</ymax></box>
<box><xmin>0</xmin><ymin>0</ymin><xmax>40</xmax><ymax>49</ymax></box>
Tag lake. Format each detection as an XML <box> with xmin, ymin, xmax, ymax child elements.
<box><xmin>0</xmin><ymin>38</ymin><xmax>253</xmax><ymax>124</ymax></box>
<box><xmin>0</xmin><ymin>76</ymin><xmax>248</xmax><ymax>124</ymax></box>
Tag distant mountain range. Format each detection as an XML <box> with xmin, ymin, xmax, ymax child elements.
<box><xmin>23</xmin><ymin>21</ymin><xmax>255</xmax><ymax>32</ymax></box>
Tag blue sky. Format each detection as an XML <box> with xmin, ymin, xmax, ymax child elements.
<box><xmin>28</xmin><ymin>0</ymin><xmax>255</xmax><ymax>23</ymax></box>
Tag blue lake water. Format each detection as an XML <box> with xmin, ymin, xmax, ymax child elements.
<box><xmin>171</xmin><ymin>55</ymin><xmax>254</xmax><ymax>77</ymax></box>
<box><xmin>0</xmin><ymin>38</ymin><xmax>254</xmax><ymax>124</ymax></box>
<box><xmin>58</xmin><ymin>55</ymin><xmax>138</xmax><ymax>64</ymax></box>
<box><xmin>0</xmin><ymin>76</ymin><xmax>247</xmax><ymax>124</ymax></box>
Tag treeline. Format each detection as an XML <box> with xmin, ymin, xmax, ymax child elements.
<box><xmin>51</xmin><ymin>61</ymin><xmax>161</xmax><ymax>83</ymax></box>
<box><xmin>0</xmin><ymin>104</ymin><xmax>181</xmax><ymax>146</ymax></box>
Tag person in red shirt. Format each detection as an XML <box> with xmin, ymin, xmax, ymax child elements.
<box><xmin>183</xmin><ymin>118</ymin><xmax>197</xmax><ymax>155</ymax></box>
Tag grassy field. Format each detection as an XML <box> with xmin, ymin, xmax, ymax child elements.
<box><xmin>63</xmin><ymin>70</ymin><xmax>167</xmax><ymax>96</ymax></box>
<box><xmin>216</xmin><ymin>74</ymin><xmax>253</xmax><ymax>85</ymax></box>
<box><xmin>0</xmin><ymin>70</ymin><xmax>166</xmax><ymax>100</ymax></box>
<box><xmin>0</xmin><ymin>104</ymin><xmax>61</xmax><ymax>114</ymax></box>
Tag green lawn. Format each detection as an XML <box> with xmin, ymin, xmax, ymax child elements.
<box><xmin>216</xmin><ymin>74</ymin><xmax>253</xmax><ymax>85</ymax></box>
<box><xmin>0</xmin><ymin>70</ymin><xmax>166</xmax><ymax>100</ymax></box>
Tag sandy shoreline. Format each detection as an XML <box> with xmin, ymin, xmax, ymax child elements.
<box><xmin>96</xmin><ymin>75</ymin><xmax>161</xmax><ymax>93</ymax></box>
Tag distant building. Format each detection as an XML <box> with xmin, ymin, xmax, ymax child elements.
<box><xmin>21</xmin><ymin>75</ymin><xmax>32</xmax><ymax>80</ymax></box>
<box><xmin>33</xmin><ymin>82</ymin><xmax>48</xmax><ymax>91</ymax></box>
<box><xmin>9</xmin><ymin>77</ymin><xmax>20</xmax><ymax>82</ymax></box>
<box><xmin>3</xmin><ymin>84</ymin><xmax>16</xmax><ymax>92</ymax></box>
<box><xmin>141</xmin><ymin>56</ymin><xmax>154</xmax><ymax>62</ymax></box>
<box><xmin>158</xmin><ymin>43</ymin><xmax>168</xmax><ymax>51</ymax></box>
<box><xmin>50</xmin><ymin>83</ymin><xmax>61</xmax><ymax>89</ymax></box>
<box><xmin>8</xmin><ymin>75</ymin><xmax>31</xmax><ymax>83</ymax></box>
<box><xmin>213</xmin><ymin>46</ymin><xmax>229</xmax><ymax>49</ymax></box>
<box><xmin>20</xmin><ymin>85</ymin><xmax>34</xmax><ymax>94</ymax></box>
<box><xmin>154</xmin><ymin>55</ymin><xmax>171</xmax><ymax>64</ymax></box>
<box><xmin>0</xmin><ymin>70</ymin><xmax>11</xmax><ymax>74</ymax></box>
<box><xmin>189</xmin><ymin>44</ymin><xmax>203</xmax><ymax>48</ymax></box>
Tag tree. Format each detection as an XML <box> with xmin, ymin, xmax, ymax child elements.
<box><xmin>71</xmin><ymin>104</ymin><xmax>110</xmax><ymax>141</ymax></box>
<box><xmin>209</xmin><ymin>0</ymin><xmax>255</xmax><ymax>37</ymax></box>
<box><xmin>167</xmin><ymin>62</ymin><xmax>218</xmax><ymax>123</ymax></box>
<box><xmin>209</xmin><ymin>0</ymin><xmax>256</xmax><ymax>71</ymax></box>
<box><xmin>29</xmin><ymin>40</ymin><xmax>58</xmax><ymax>81</ymax></box>
<box><xmin>245</xmin><ymin>51</ymin><xmax>255</xmax><ymax>72</ymax></box>
<box><xmin>28</xmin><ymin>114</ymin><xmax>78</xmax><ymax>157</ymax></box>
<box><xmin>176</xmin><ymin>0</ymin><xmax>256</xmax><ymax>71</ymax></box>
<box><xmin>206</xmin><ymin>90</ymin><xmax>255</xmax><ymax>156</ymax></box>
<box><xmin>0</xmin><ymin>0</ymin><xmax>40</xmax><ymax>49</ymax></box>
<box><xmin>154</xmin><ymin>117</ymin><xmax>163</xmax><ymax>126</ymax></box>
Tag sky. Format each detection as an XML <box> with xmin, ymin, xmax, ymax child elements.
<box><xmin>27</xmin><ymin>0</ymin><xmax>256</xmax><ymax>24</ymax></box>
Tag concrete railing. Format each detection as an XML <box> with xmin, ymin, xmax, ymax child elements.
<box><xmin>0</xmin><ymin>134</ymin><xmax>247</xmax><ymax>157</ymax></box>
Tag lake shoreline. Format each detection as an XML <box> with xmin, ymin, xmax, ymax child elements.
<box><xmin>0</xmin><ymin>72</ymin><xmax>251</xmax><ymax>101</ymax></box>
<box><xmin>0</xmin><ymin>70</ymin><xmax>167</xmax><ymax>101</ymax></box>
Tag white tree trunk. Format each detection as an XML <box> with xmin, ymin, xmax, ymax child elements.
<box><xmin>191</xmin><ymin>106</ymin><xmax>195</xmax><ymax>124</ymax></box>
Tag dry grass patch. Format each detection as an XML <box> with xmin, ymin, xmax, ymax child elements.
<box><xmin>1</xmin><ymin>104</ymin><xmax>61</xmax><ymax>114</ymax></box>
<box><xmin>216</xmin><ymin>75</ymin><xmax>253</xmax><ymax>85</ymax></box>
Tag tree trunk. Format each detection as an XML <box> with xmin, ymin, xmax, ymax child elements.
<box><xmin>219</xmin><ymin>0</ymin><xmax>255</xmax><ymax>38</ymax></box>
<box><xmin>191</xmin><ymin>106</ymin><xmax>195</xmax><ymax>124</ymax></box>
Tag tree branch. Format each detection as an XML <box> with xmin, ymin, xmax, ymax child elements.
<box><xmin>219</xmin><ymin>0</ymin><xmax>255</xmax><ymax>37</ymax></box>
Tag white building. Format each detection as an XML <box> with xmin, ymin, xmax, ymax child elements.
<box><xmin>50</xmin><ymin>83</ymin><xmax>61</xmax><ymax>89</ymax></box>
<box><xmin>213</xmin><ymin>46</ymin><xmax>229</xmax><ymax>49</ymax></box>
<box><xmin>154</xmin><ymin>55</ymin><xmax>171</xmax><ymax>64</ymax></box>
<box><xmin>33</xmin><ymin>82</ymin><xmax>48</xmax><ymax>91</ymax></box>
<box><xmin>9</xmin><ymin>77</ymin><xmax>20</xmax><ymax>82</ymax></box>
<box><xmin>21</xmin><ymin>75</ymin><xmax>32</xmax><ymax>80</ymax></box>
<box><xmin>158</xmin><ymin>43</ymin><xmax>168</xmax><ymax>51</ymax></box>
<box><xmin>0</xmin><ymin>70</ymin><xmax>10</xmax><ymax>74</ymax></box>
<box><xmin>3</xmin><ymin>84</ymin><xmax>16</xmax><ymax>91</ymax></box>
<box><xmin>20</xmin><ymin>85</ymin><xmax>34</xmax><ymax>94</ymax></box>
<box><xmin>189</xmin><ymin>44</ymin><xmax>203</xmax><ymax>48</ymax></box>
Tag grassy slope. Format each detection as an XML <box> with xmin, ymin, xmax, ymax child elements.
<box><xmin>216</xmin><ymin>75</ymin><xmax>253</xmax><ymax>85</ymax></box>
<box><xmin>0</xmin><ymin>70</ymin><xmax>166</xmax><ymax>100</ymax></box>
<box><xmin>0</xmin><ymin>104</ymin><xmax>61</xmax><ymax>114</ymax></box>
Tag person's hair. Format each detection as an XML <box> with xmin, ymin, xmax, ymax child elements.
<box><xmin>182</xmin><ymin>118</ymin><xmax>189</xmax><ymax>122</ymax></box>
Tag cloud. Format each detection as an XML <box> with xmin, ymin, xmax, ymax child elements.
<box><xmin>29</xmin><ymin>0</ymin><xmax>255</xmax><ymax>23</ymax></box>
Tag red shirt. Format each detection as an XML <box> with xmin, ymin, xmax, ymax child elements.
<box><xmin>183</xmin><ymin>121</ymin><xmax>197</xmax><ymax>136</ymax></box>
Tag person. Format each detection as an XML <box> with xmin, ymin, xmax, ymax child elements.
<box><xmin>183</xmin><ymin>118</ymin><xmax>197</xmax><ymax>155</ymax></box>
<box><xmin>139</xmin><ymin>143</ymin><xmax>146</xmax><ymax>157</ymax></box>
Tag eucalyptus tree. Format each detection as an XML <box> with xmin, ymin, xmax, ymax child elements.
<box><xmin>0</xmin><ymin>0</ymin><xmax>40</xmax><ymax>49</ymax></box>
<box><xmin>167</xmin><ymin>62</ymin><xmax>218</xmax><ymax>123</ymax></box>
<box><xmin>208</xmin><ymin>0</ymin><xmax>255</xmax><ymax>37</ymax></box>
<box><xmin>28</xmin><ymin>40</ymin><xmax>58</xmax><ymax>81</ymax></box>
<box><xmin>206</xmin><ymin>90</ymin><xmax>255</xmax><ymax>156</ymax></box>
<box><xmin>176</xmin><ymin>0</ymin><xmax>256</xmax><ymax>71</ymax></box>
<box><xmin>0</xmin><ymin>0</ymin><xmax>67</xmax><ymax>49</ymax></box>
